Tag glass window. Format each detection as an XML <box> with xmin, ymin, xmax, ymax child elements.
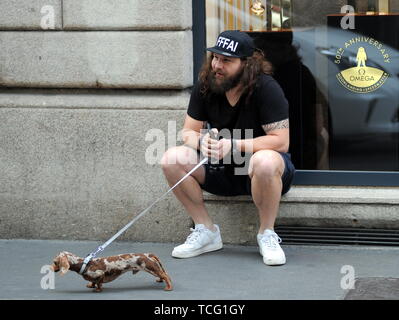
<box><xmin>205</xmin><ymin>0</ymin><xmax>399</xmax><ymax>173</ymax></box>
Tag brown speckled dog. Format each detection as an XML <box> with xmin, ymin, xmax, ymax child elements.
<box><xmin>51</xmin><ymin>251</ymin><xmax>173</xmax><ymax>292</ymax></box>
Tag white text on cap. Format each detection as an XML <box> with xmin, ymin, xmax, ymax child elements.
<box><xmin>216</xmin><ymin>36</ymin><xmax>239</xmax><ymax>53</ymax></box>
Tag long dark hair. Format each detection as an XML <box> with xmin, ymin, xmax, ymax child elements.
<box><xmin>198</xmin><ymin>50</ymin><xmax>273</xmax><ymax>105</ymax></box>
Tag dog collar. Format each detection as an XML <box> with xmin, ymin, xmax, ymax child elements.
<box><xmin>79</xmin><ymin>254</ymin><xmax>93</xmax><ymax>274</ymax></box>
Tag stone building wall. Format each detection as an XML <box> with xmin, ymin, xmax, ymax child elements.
<box><xmin>0</xmin><ymin>0</ymin><xmax>193</xmax><ymax>241</ymax></box>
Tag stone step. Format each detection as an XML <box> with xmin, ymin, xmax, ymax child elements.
<box><xmin>202</xmin><ymin>186</ymin><xmax>399</xmax><ymax>245</ymax></box>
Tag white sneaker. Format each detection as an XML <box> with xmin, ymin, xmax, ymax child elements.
<box><xmin>172</xmin><ymin>224</ymin><xmax>223</xmax><ymax>258</ymax></box>
<box><xmin>257</xmin><ymin>229</ymin><xmax>286</xmax><ymax>266</ymax></box>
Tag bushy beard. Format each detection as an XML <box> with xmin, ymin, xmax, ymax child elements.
<box><xmin>209</xmin><ymin>67</ymin><xmax>244</xmax><ymax>95</ymax></box>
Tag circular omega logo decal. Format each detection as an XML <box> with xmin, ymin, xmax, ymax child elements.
<box><xmin>334</xmin><ymin>37</ymin><xmax>390</xmax><ymax>93</ymax></box>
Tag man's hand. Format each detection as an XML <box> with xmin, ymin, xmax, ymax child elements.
<box><xmin>200</xmin><ymin>128</ymin><xmax>232</xmax><ymax>160</ymax></box>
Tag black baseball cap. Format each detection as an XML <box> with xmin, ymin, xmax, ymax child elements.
<box><xmin>207</xmin><ymin>30</ymin><xmax>255</xmax><ymax>58</ymax></box>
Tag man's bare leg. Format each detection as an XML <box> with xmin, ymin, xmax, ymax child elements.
<box><xmin>248</xmin><ymin>150</ymin><xmax>285</xmax><ymax>233</ymax></box>
<box><xmin>248</xmin><ymin>150</ymin><xmax>286</xmax><ymax>265</ymax></box>
<box><xmin>161</xmin><ymin>145</ymin><xmax>215</xmax><ymax>231</ymax></box>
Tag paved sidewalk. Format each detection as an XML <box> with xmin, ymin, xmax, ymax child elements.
<box><xmin>1</xmin><ymin>239</ymin><xmax>398</xmax><ymax>300</ymax></box>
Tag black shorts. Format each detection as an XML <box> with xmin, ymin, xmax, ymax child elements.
<box><xmin>199</xmin><ymin>152</ymin><xmax>296</xmax><ymax>197</ymax></box>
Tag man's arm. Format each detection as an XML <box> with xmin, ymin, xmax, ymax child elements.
<box><xmin>236</xmin><ymin>119</ymin><xmax>290</xmax><ymax>154</ymax></box>
<box><xmin>181</xmin><ymin>114</ymin><xmax>204</xmax><ymax>150</ymax></box>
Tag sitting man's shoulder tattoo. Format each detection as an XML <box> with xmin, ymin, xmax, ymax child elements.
<box><xmin>262</xmin><ymin>118</ymin><xmax>289</xmax><ymax>134</ymax></box>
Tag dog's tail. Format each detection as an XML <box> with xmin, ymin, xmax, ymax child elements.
<box><xmin>149</xmin><ymin>253</ymin><xmax>173</xmax><ymax>291</ymax></box>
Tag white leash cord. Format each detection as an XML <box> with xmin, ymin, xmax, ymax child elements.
<box><xmin>79</xmin><ymin>156</ymin><xmax>209</xmax><ymax>274</ymax></box>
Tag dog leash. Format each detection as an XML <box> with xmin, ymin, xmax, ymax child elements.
<box><xmin>79</xmin><ymin>124</ymin><xmax>216</xmax><ymax>274</ymax></box>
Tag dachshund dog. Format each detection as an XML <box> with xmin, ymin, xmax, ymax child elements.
<box><xmin>51</xmin><ymin>251</ymin><xmax>173</xmax><ymax>292</ymax></box>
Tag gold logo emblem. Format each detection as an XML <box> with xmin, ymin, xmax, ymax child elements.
<box><xmin>334</xmin><ymin>37</ymin><xmax>390</xmax><ymax>93</ymax></box>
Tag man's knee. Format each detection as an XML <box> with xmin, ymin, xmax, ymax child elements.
<box><xmin>249</xmin><ymin>150</ymin><xmax>284</xmax><ymax>179</ymax></box>
<box><xmin>161</xmin><ymin>146</ymin><xmax>197</xmax><ymax>170</ymax></box>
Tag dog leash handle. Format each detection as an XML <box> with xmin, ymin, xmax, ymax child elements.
<box><xmin>206</xmin><ymin>122</ymin><xmax>224</xmax><ymax>172</ymax></box>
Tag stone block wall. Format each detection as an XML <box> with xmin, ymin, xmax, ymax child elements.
<box><xmin>0</xmin><ymin>0</ymin><xmax>194</xmax><ymax>242</ymax></box>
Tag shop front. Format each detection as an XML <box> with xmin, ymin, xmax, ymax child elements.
<box><xmin>193</xmin><ymin>0</ymin><xmax>399</xmax><ymax>186</ymax></box>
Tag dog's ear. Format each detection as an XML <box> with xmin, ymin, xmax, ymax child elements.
<box><xmin>50</xmin><ymin>254</ymin><xmax>61</xmax><ymax>272</ymax></box>
<box><xmin>59</xmin><ymin>255</ymin><xmax>70</xmax><ymax>276</ymax></box>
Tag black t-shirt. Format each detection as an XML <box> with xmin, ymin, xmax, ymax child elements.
<box><xmin>187</xmin><ymin>74</ymin><xmax>289</xmax><ymax>141</ymax></box>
